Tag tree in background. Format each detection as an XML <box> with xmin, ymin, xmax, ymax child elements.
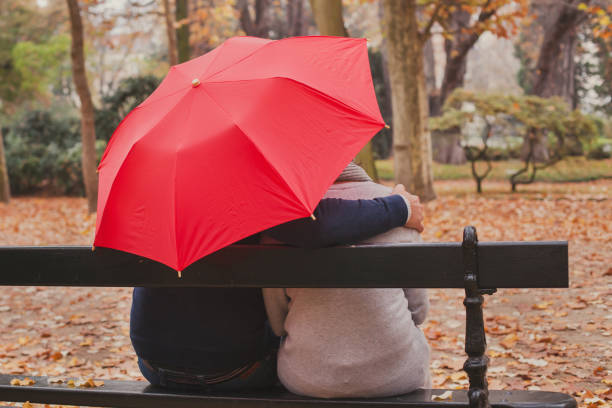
<box><xmin>515</xmin><ymin>0</ymin><xmax>610</xmax><ymax>160</ymax></box>
<box><xmin>235</xmin><ymin>1</ymin><xmax>310</xmax><ymax>40</ymax></box>
<box><xmin>381</xmin><ymin>0</ymin><xmax>436</xmax><ymax>200</ymax></box>
<box><xmin>66</xmin><ymin>0</ymin><xmax>98</xmax><ymax>213</ymax></box>
<box><xmin>176</xmin><ymin>0</ymin><xmax>190</xmax><ymax>62</ymax></box>
<box><xmin>432</xmin><ymin>89</ymin><xmax>598</xmax><ymax>193</ymax></box>
<box><xmin>575</xmin><ymin>2</ymin><xmax>612</xmax><ymax>115</ymax></box>
<box><xmin>309</xmin><ymin>0</ymin><xmax>378</xmax><ymax>180</ymax></box>
<box><xmin>433</xmin><ymin>1</ymin><xmax>528</xmax><ymax>116</ymax></box>
<box><xmin>428</xmin><ymin>1</ymin><xmax>527</xmax><ymax>165</ymax></box>
<box><xmin>236</xmin><ymin>0</ymin><xmax>271</xmax><ymax>37</ymax></box>
<box><xmin>163</xmin><ymin>0</ymin><xmax>179</xmax><ymax>65</ymax></box>
<box><xmin>0</xmin><ymin>0</ymin><xmax>68</xmax><ymax>203</ymax></box>
<box><xmin>530</xmin><ymin>1</ymin><xmax>587</xmax><ymax>106</ymax></box>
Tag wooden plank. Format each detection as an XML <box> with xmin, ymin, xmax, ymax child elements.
<box><xmin>0</xmin><ymin>375</ymin><xmax>576</xmax><ymax>408</ymax></box>
<box><xmin>0</xmin><ymin>242</ymin><xmax>568</xmax><ymax>288</ymax></box>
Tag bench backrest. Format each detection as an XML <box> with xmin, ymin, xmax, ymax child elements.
<box><xmin>0</xmin><ymin>239</ymin><xmax>568</xmax><ymax>288</ymax></box>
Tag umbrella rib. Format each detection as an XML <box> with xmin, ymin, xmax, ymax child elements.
<box><xmin>172</xmin><ymin>89</ymin><xmax>198</xmax><ymax>270</ymax></box>
<box><xmin>199</xmin><ymin>86</ymin><xmax>312</xmax><ymax>215</ymax></box>
<box><xmin>204</xmin><ymin>76</ymin><xmax>385</xmax><ymax>126</ymax></box>
<box><xmin>199</xmin><ymin>40</ymin><xmax>228</xmax><ymax>80</ymax></box>
<box><xmin>203</xmin><ymin>39</ymin><xmax>276</xmax><ymax>82</ymax></box>
<box><xmin>138</xmin><ymin>68</ymin><xmax>192</xmax><ymax>109</ymax></box>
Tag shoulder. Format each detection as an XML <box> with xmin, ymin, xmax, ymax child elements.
<box><xmin>324</xmin><ymin>181</ymin><xmax>392</xmax><ymax>200</ymax></box>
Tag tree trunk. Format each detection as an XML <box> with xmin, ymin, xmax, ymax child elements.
<box><xmin>309</xmin><ymin>0</ymin><xmax>378</xmax><ymax>180</ymax></box>
<box><xmin>382</xmin><ymin>0</ymin><xmax>435</xmax><ymax>201</ymax></box>
<box><xmin>66</xmin><ymin>0</ymin><xmax>97</xmax><ymax>213</ymax></box>
<box><xmin>531</xmin><ymin>0</ymin><xmax>584</xmax><ymax>106</ymax></box>
<box><xmin>163</xmin><ymin>0</ymin><xmax>178</xmax><ymax>66</ymax></box>
<box><xmin>524</xmin><ymin>0</ymin><xmax>584</xmax><ymax>162</ymax></box>
<box><xmin>286</xmin><ymin>0</ymin><xmax>306</xmax><ymax>36</ymax></box>
<box><xmin>432</xmin><ymin>129</ymin><xmax>466</xmax><ymax>165</ymax></box>
<box><xmin>309</xmin><ymin>0</ymin><xmax>347</xmax><ymax>37</ymax></box>
<box><xmin>423</xmin><ymin>38</ymin><xmax>436</xmax><ymax>94</ymax></box>
<box><xmin>237</xmin><ymin>0</ymin><xmax>271</xmax><ymax>38</ymax></box>
<box><xmin>0</xmin><ymin>126</ymin><xmax>10</xmax><ymax>204</ymax></box>
<box><xmin>437</xmin><ymin>8</ymin><xmax>474</xmax><ymax>114</ymax></box>
<box><xmin>175</xmin><ymin>0</ymin><xmax>190</xmax><ymax>63</ymax></box>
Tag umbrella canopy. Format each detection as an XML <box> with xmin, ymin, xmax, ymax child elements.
<box><xmin>94</xmin><ymin>36</ymin><xmax>384</xmax><ymax>272</ymax></box>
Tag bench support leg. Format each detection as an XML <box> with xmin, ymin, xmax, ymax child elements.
<box><xmin>462</xmin><ymin>226</ymin><xmax>496</xmax><ymax>408</ymax></box>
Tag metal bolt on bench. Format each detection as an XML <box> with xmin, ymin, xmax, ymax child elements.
<box><xmin>0</xmin><ymin>226</ymin><xmax>575</xmax><ymax>408</ymax></box>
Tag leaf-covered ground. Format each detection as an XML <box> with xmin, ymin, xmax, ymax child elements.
<box><xmin>0</xmin><ymin>180</ymin><xmax>610</xmax><ymax>408</ymax></box>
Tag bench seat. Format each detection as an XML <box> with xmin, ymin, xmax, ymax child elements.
<box><xmin>0</xmin><ymin>375</ymin><xmax>576</xmax><ymax>408</ymax></box>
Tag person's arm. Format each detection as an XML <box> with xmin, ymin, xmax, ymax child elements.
<box><xmin>402</xmin><ymin>288</ymin><xmax>429</xmax><ymax>326</ymax></box>
<box><xmin>264</xmin><ymin>195</ymin><xmax>408</xmax><ymax>249</ymax></box>
<box><xmin>262</xmin><ymin>288</ymin><xmax>289</xmax><ymax>336</ymax></box>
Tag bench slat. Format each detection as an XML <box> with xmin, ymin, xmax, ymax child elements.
<box><xmin>0</xmin><ymin>376</ymin><xmax>576</xmax><ymax>408</ymax></box>
<box><xmin>0</xmin><ymin>242</ymin><xmax>568</xmax><ymax>288</ymax></box>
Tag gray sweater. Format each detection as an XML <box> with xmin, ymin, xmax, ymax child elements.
<box><xmin>263</xmin><ymin>181</ymin><xmax>431</xmax><ymax>398</ymax></box>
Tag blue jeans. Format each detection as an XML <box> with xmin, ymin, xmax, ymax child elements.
<box><xmin>138</xmin><ymin>351</ymin><xmax>278</xmax><ymax>392</ymax></box>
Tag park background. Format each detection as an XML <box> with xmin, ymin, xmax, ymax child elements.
<box><xmin>0</xmin><ymin>1</ymin><xmax>611</xmax><ymax>407</ymax></box>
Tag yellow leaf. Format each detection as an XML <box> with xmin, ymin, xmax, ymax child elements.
<box><xmin>532</xmin><ymin>301</ymin><xmax>553</xmax><ymax>310</ymax></box>
<box><xmin>10</xmin><ymin>377</ymin><xmax>36</xmax><ymax>386</ymax></box>
<box><xmin>578</xmin><ymin>3</ymin><xmax>588</xmax><ymax>10</ymax></box>
<box><xmin>79</xmin><ymin>338</ymin><xmax>93</xmax><ymax>347</ymax></box>
<box><xmin>432</xmin><ymin>391</ymin><xmax>453</xmax><ymax>401</ymax></box>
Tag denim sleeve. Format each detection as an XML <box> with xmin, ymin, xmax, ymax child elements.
<box><xmin>264</xmin><ymin>195</ymin><xmax>408</xmax><ymax>249</ymax></box>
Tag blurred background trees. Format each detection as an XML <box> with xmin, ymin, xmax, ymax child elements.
<box><xmin>0</xmin><ymin>0</ymin><xmax>610</xmax><ymax>204</ymax></box>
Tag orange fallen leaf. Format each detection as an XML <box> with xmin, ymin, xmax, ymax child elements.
<box><xmin>594</xmin><ymin>367</ymin><xmax>606</xmax><ymax>376</ymax></box>
<box><xmin>50</xmin><ymin>351</ymin><xmax>63</xmax><ymax>361</ymax></box>
<box><xmin>500</xmin><ymin>332</ymin><xmax>519</xmax><ymax>349</ymax></box>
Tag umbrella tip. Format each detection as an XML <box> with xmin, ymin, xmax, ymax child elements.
<box><xmin>385</xmin><ymin>124</ymin><xmax>390</xmax><ymax>129</ymax></box>
<box><xmin>91</xmin><ymin>245</ymin><xmax>95</xmax><ymax>252</ymax></box>
<box><xmin>310</xmin><ymin>214</ymin><xmax>317</xmax><ymax>221</ymax></box>
<box><xmin>191</xmin><ymin>78</ymin><xmax>201</xmax><ymax>88</ymax></box>
<box><xmin>178</xmin><ymin>270</ymin><xmax>182</xmax><ymax>278</ymax></box>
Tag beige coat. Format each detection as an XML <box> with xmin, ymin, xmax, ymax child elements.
<box><xmin>263</xmin><ymin>181</ymin><xmax>431</xmax><ymax>398</ymax></box>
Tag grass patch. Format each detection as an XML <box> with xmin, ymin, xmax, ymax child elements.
<box><xmin>376</xmin><ymin>157</ymin><xmax>612</xmax><ymax>182</ymax></box>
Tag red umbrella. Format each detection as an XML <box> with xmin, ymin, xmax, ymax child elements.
<box><xmin>94</xmin><ymin>36</ymin><xmax>384</xmax><ymax>273</ymax></box>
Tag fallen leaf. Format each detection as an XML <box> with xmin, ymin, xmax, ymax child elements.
<box><xmin>10</xmin><ymin>377</ymin><xmax>36</xmax><ymax>386</ymax></box>
<box><xmin>500</xmin><ymin>333</ymin><xmax>519</xmax><ymax>349</ymax></box>
<box><xmin>432</xmin><ymin>391</ymin><xmax>453</xmax><ymax>401</ymax></box>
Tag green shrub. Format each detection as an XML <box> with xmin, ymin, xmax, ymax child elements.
<box><xmin>4</xmin><ymin>109</ymin><xmax>106</xmax><ymax>195</ymax></box>
<box><xmin>586</xmin><ymin>138</ymin><xmax>612</xmax><ymax>160</ymax></box>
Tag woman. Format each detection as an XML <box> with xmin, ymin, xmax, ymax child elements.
<box><xmin>263</xmin><ymin>163</ymin><xmax>431</xmax><ymax>398</ymax></box>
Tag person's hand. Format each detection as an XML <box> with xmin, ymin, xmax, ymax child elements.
<box><xmin>392</xmin><ymin>184</ymin><xmax>425</xmax><ymax>233</ymax></box>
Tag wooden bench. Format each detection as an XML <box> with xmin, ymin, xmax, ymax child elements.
<box><xmin>0</xmin><ymin>226</ymin><xmax>575</xmax><ymax>408</ymax></box>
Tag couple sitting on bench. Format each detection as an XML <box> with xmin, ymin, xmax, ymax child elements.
<box><xmin>130</xmin><ymin>162</ymin><xmax>430</xmax><ymax>398</ymax></box>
